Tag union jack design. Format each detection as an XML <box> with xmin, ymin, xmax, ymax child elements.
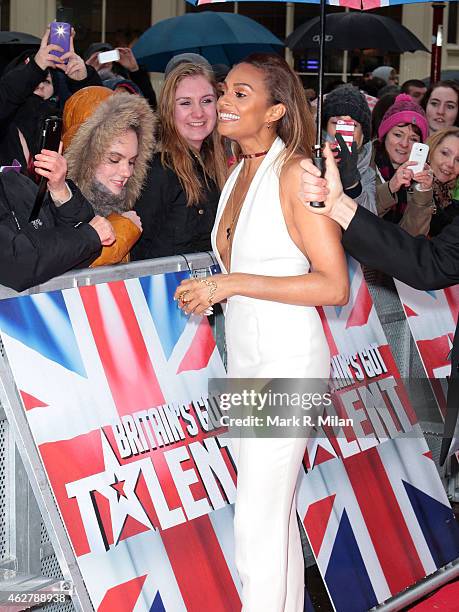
<box><xmin>0</xmin><ymin>273</ymin><xmax>241</xmax><ymax>612</ymax></box>
<box><xmin>1</xmin><ymin>265</ymin><xmax>458</xmax><ymax>612</ymax></box>
<box><xmin>298</xmin><ymin>436</ymin><xmax>459</xmax><ymax>612</ymax></box>
<box><xmin>394</xmin><ymin>280</ymin><xmax>459</xmax><ymax>417</ymax></box>
<box><xmin>305</xmin><ymin>257</ymin><xmax>459</xmax><ymax>610</ymax></box>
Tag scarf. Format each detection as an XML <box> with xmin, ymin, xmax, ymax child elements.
<box><xmin>85</xmin><ymin>179</ymin><xmax>128</xmax><ymax>216</ymax></box>
<box><xmin>432</xmin><ymin>177</ymin><xmax>453</xmax><ymax>213</ymax></box>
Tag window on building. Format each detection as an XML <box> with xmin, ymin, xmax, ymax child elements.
<box><xmin>106</xmin><ymin>0</ymin><xmax>151</xmax><ymax>48</ymax></box>
<box><xmin>0</xmin><ymin>0</ymin><xmax>10</xmax><ymax>31</ymax></box>
<box><xmin>448</xmin><ymin>2</ymin><xmax>458</xmax><ymax>45</ymax></box>
<box><xmin>56</xmin><ymin>0</ymin><xmax>150</xmax><ymax>57</ymax></box>
<box><xmin>57</xmin><ymin>1</ymin><xmax>102</xmax><ymax>56</ymax></box>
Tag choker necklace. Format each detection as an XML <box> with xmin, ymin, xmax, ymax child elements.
<box><xmin>239</xmin><ymin>150</ymin><xmax>269</xmax><ymax>159</ymax></box>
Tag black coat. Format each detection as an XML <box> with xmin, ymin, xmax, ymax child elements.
<box><xmin>132</xmin><ymin>153</ymin><xmax>220</xmax><ymax>260</ymax></box>
<box><xmin>343</xmin><ymin>205</ymin><xmax>459</xmax><ymax>464</ymax></box>
<box><xmin>0</xmin><ymin>57</ymin><xmax>101</xmax><ymax>170</ymax></box>
<box><xmin>0</xmin><ymin>172</ymin><xmax>101</xmax><ymax>292</ymax></box>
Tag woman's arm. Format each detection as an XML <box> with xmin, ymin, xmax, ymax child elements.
<box><xmin>399</xmin><ymin>186</ymin><xmax>434</xmax><ymax>236</ymax></box>
<box><xmin>175</xmin><ymin>158</ymin><xmax>349</xmax><ymax>315</ymax></box>
<box><xmin>299</xmin><ymin>144</ymin><xmax>459</xmax><ymax>290</ymax></box>
<box><xmin>376</xmin><ymin>180</ymin><xmax>397</xmax><ymax>215</ymax></box>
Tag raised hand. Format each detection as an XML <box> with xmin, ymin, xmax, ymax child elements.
<box><xmin>58</xmin><ymin>30</ymin><xmax>88</xmax><ymax>81</ymax></box>
<box><xmin>34</xmin><ymin>26</ymin><xmax>64</xmax><ymax>70</ymax></box>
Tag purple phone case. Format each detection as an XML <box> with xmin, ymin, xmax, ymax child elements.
<box><xmin>49</xmin><ymin>22</ymin><xmax>71</xmax><ymax>63</ymax></box>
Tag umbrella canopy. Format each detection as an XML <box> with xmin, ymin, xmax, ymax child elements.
<box><xmin>0</xmin><ymin>31</ymin><xmax>41</xmax><ymax>75</ymax></box>
<box><xmin>286</xmin><ymin>12</ymin><xmax>429</xmax><ymax>53</ymax></box>
<box><xmin>132</xmin><ymin>12</ymin><xmax>284</xmax><ymax>72</ymax></box>
<box><xmin>0</xmin><ymin>31</ymin><xmax>40</xmax><ymax>46</ymax></box>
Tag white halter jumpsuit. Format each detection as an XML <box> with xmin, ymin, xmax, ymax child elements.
<box><xmin>211</xmin><ymin>137</ymin><xmax>330</xmax><ymax>612</ymax></box>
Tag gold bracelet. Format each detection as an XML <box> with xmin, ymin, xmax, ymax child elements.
<box><xmin>200</xmin><ymin>278</ymin><xmax>217</xmax><ymax>305</ymax></box>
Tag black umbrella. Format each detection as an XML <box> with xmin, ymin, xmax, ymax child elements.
<box><xmin>0</xmin><ymin>31</ymin><xmax>41</xmax><ymax>74</ymax></box>
<box><xmin>287</xmin><ymin>12</ymin><xmax>429</xmax><ymax>53</ymax></box>
<box><xmin>0</xmin><ymin>31</ymin><xmax>41</xmax><ymax>45</ymax></box>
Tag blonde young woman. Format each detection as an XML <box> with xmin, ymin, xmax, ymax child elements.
<box><xmin>63</xmin><ymin>88</ymin><xmax>156</xmax><ymax>266</ymax></box>
<box><xmin>175</xmin><ymin>53</ymin><xmax>348</xmax><ymax>612</ymax></box>
<box><xmin>132</xmin><ymin>62</ymin><xmax>227</xmax><ymax>259</ymax></box>
<box><xmin>426</xmin><ymin>126</ymin><xmax>459</xmax><ymax>236</ymax></box>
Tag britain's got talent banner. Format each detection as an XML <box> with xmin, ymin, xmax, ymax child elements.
<box><xmin>0</xmin><ymin>273</ymin><xmax>241</xmax><ymax>612</ymax></box>
<box><xmin>393</xmin><ymin>280</ymin><xmax>459</xmax><ymax>418</ymax></box>
<box><xmin>0</xmin><ymin>266</ymin><xmax>458</xmax><ymax>612</ymax></box>
<box><xmin>300</xmin><ymin>257</ymin><xmax>459</xmax><ymax>612</ymax></box>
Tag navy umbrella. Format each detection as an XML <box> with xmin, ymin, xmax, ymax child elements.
<box><xmin>132</xmin><ymin>12</ymin><xmax>284</xmax><ymax>72</ymax></box>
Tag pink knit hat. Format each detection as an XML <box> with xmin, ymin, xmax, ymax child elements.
<box><xmin>378</xmin><ymin>93</ymin><xmax>429</xmax><ymax>142</ymax></box>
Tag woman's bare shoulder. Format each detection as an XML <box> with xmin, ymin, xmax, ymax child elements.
<box><xmin>279</xmin><ymin>155</ymin><xmax>312</xmax><ymax>199</ymax></box>
<box><xmin>280</xmin><ymin>154</ymin><xmax>310</xmax><ymax>181</ymax></box>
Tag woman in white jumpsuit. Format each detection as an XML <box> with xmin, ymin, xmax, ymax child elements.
<box><xmin>175</xmin><ymin>53</ymin><xmax>349</xmax><ymax>612</ymax></box>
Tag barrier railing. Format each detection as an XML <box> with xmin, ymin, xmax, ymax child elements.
<box><xmin>0</xmin><ymin>254</ymin><xmax>457</xmax><ymax>612</ymax></box>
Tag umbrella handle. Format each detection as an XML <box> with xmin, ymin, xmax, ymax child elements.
<box><xmin>310</xmin><ymin>148</ymin><xmax>325</xmax><ymax>209</ymax></box>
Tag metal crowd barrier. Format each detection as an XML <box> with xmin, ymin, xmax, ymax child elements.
<box><xmin>0</xmin><ymin>254</ymin><xmax>457</xmax><ymax>612</ymax></box>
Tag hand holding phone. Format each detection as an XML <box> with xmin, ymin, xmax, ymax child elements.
<box><xmin>48</xmin><ymin>22</ymin><xmax>71</xmax><ymax>64</ymax></box>
<box><xmin>335</xmin><ymin>119</ymin><xmax>355</xmax><ymax>153</ymax></box>
<box><xmin>408</xmin><ymin>143</ymin><xmax>429</xmax><ymax>175</ymax></box>
<box><xmin>98</xmin><ymin>49</ymin><xmax>120</xmax><ymax>64</ymax></box>
<box><xmin>29</xmin><ymin>117</ymin><xmax>63</xmax><ymax>222</ymax></box>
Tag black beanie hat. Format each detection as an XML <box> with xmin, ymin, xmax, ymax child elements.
<box><xmin>323</xmin><ymin>84</ymin><xmax>372</xmax><ymax>144</ymax></box>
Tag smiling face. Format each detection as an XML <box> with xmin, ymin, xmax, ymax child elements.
<box><xmin>426</xmin><ymin>86</ymin><xmax>459</xmax><ymax>134</ymax></box>
<box><xmin>217</xmin><ymin>62</ymin><xmax>283</xmax><ymax>144</ymax></box>
<box><xmin>384</xmin><ymin>124</ymin><xmax>421</xmax><ymax>166</ymax></box>
<box><xmin>173</xmin><ymin>75</ymin><xmax>217</xmax><ymax>150</ymax></box>
<box><xmin>94</xmin><ymin>129</ymin><xmax>138</xmax><ymax>195</ymax></box>
<box><xmin>430</xmin><ymin>134</ymin><xmax>459</xmax><ymax>184</ymax></box>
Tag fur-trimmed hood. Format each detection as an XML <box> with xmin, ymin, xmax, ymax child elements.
<box><xmin>64</xmin><ymin>91</ymin><xmax>157</xmax><ymax>210</ymax></box>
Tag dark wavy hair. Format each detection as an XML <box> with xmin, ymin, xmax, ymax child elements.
<box><xmin>420</xmin><ymin>80</ymin><xmax>459</xmax><ymax>128</ymax></box>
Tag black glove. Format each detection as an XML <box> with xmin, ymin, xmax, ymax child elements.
<box><xmin>335</xmin><ymin>133</ymin><xmax>360</xmax><ymax>190</ymax></box>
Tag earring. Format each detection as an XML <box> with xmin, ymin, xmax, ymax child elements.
<box><xmin>266</xmin><ymin>122</ymin><xmax>271</xmax><ymax>130</ymax></box>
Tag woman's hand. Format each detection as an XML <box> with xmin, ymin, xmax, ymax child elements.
<box><xmin>121</xmin><ymin>210</ymin><xmax>142</xmax><ymax>231</ymax></box>
<box><xmin>34</xmin><ymin>144</ymin><xmax>68</xmax><ymax>200</ymax></box>
<box><xmin>388</xmin><ymin>161</ymin><xmax>417</xmax><ymax>194</ymax></box>
<box><xmin>89</xmin><ymin>216</ymin><xmax>116</xmax><ymax>246</ymax></box>
<box><xmin>413</xmin><ymin>163</ymin><xmax>434</xmax><ymax>192</ymax></box>
<box><xmin>174</xmin><ymin>274</ymin><xmax>228</xmax><ymax>316</ymax></box>
<box><xmin>117</xmin><ymin>48</ymin><xmax>139</xmax><ymax>72</ymax></box>
<box><xmin>34</xmin><ymin>27</ymin><xmax>64</xmax><ymax>70</ymax></box>
<box><xmin>86</xmin><ymin>52</ymin><xmax>101</xmax><ymax>72</ymax></box>
<box><xmin>58</xmin><ymin>31</ymin><xmax>88</xmax><ymax>81</ymax></box>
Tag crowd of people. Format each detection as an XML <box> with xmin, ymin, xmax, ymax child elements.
<box><xmin>2</xmin><ymin>26</ymin><xmax>459</xmax><ymax>293</ymax></box>
<box><xmin>3</xmin><ymin>23</ymin><xmax>459</xmax><ymax>612</ymax></box>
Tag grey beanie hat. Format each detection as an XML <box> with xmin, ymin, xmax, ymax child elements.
<box><xmin>164</xmin><ymin>53</ymin><xmax>212</xmax><ymax>77</ymax></box>
<box><xmin>372</xmin><ymin>66</ymin><xmax>395</xmax><ymax>85</ymax></box>
<box><xmin>323</xmin><ymin>84</ymin><xmax>372</xmax><ymax>144</ymax></box>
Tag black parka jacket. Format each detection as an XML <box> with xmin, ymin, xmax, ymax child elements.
<box><xmin>0</xmin><ymin>172</ymin><xmax>101</xmax><ymax>292</ymax></box>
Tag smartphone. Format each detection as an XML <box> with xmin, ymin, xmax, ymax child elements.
<box><xmin>0</xmin><ymin>159</ymin><xmax>21</xmax><ymax>174</ymax></box>
<box><xmin>335</xmin><ymin>119</ymin><xmax>355</xmax><ymax>153</ymax></box>
<box><xmin>408</xmin><ymin>143</ymin><xmax>429</xmax><ymax>175</ymax></box>
<box><xmin>98</xmin><ymin>49</ymin><xmax>120</xmax><ymax>64</ymax></box>
<box><xmin>49</xmin><ymin>22</ymin><xmax>71</xmax><ymax>63</ymax></box>
<box><xmin>29</xmin><ymin>117</ymin><xmax>63</xmax><ymax>222</ymax></box>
